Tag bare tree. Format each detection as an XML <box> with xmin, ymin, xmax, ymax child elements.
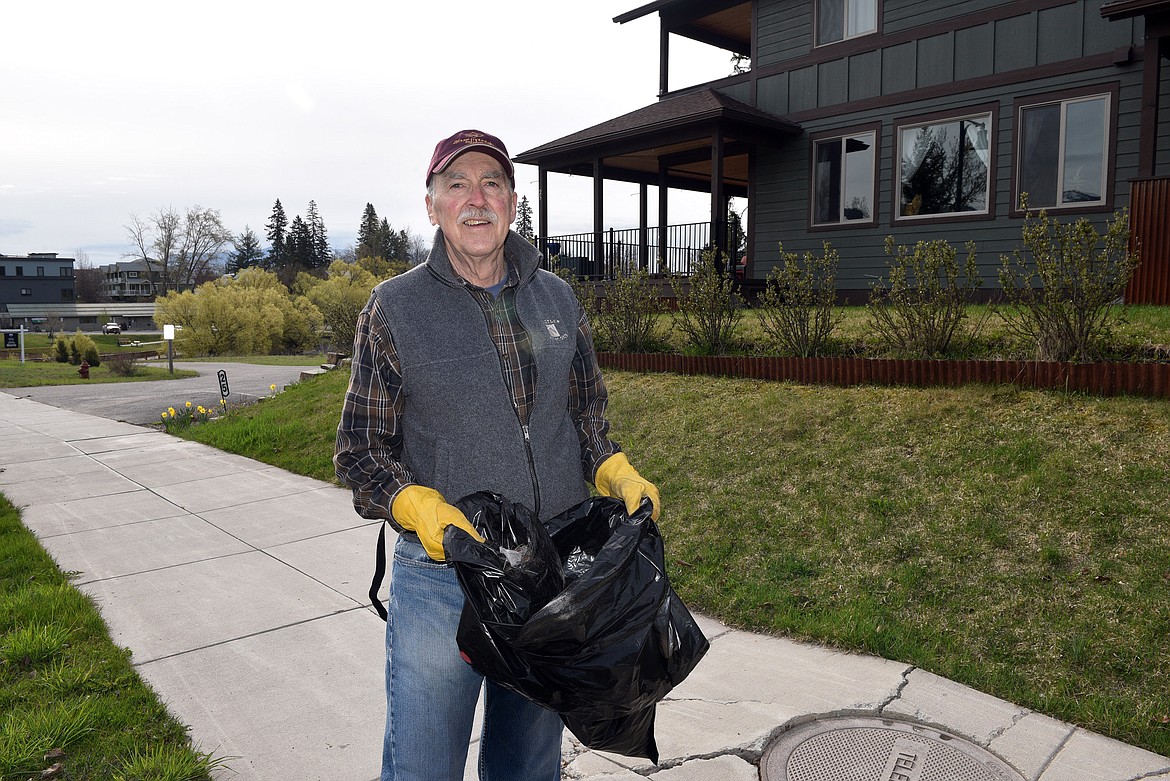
<box><xmin>73</xmin><ymin>249</ymin><xmax>109</xmax><ymax>303</ymax></box>
<box><xmin>125</xmin><ymin>205</ymin><xmax>227</xmax><ymax>294</ymax></box>
<box><xmin>406</xmin><ymin>228</ymin><xmax>430</xmax><ymax>266</ymax></box>
<box><xmin>174</xmin><ymin>206</ymin><xmax>231</xmax><ymax>289</ymax></box>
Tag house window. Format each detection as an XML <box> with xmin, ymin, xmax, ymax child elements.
<box><xmin>812</xmin><ymin>129</ymin><xmax>877</xmax><ymax>226</ymax></box>
<box><xmin>20</xmin><ymin>288</ymin><xmax>31</xmax><ymax>296</ymax></box>
<box><xmin>1016</xmin><ymin>92</ymin><xmax>1110</xmax><ymax>209</ymax></box>
<box><xmin>0</xmin><ymin>267</ymin><xmax>5</xmax><ymax>276</ymax></box>
<box><xmin>128</xmin><ymin>271</ymin><xmax>139</xmax><ymax>278</ymax></box>
<box><xmin>37</xmin><ymin>267</ymin><xmax>45</xmax><ymax>277</ymax></box>
<box><xmin>897</xmin><ymin>111</ymin><xmax>992</xmax><ymax>219</ymax></box>
<box><xmin>61</xmin><ymin>288</ymin><xmax>73</xmax><ymax>301</ymax></box>
<box><xmin>15</xmin><ymin>266</ymin><xmax>23</xmax><ymax>277</ymax></box>
<box><xmin>59</xmin><ymin>267</ymin><xmax>71</xmax><ymax>277</ymax></box>
<box><xmin>816</xmin><ymin>0</ymin><xmax>878</xmax><ymax>46</ymax></box>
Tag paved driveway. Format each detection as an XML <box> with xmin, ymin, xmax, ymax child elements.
<box><xmin>4</xmin><ymin>361</ymin><xmax>322</xmax><ymax>426</ymax></box>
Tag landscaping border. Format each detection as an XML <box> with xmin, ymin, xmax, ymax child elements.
<box><xmin>598</xmin><ymin>352</ymin><xmax>1170</xmax><ymax>399</ymax></box>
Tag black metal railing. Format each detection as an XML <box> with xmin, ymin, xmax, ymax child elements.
<box><xmin>541</xmin><ymin>223</ymin><xmax>711</xmax><ymax>278</ymax></box>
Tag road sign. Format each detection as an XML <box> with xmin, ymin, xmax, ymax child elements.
<box><xmin>218</xmin><ymin>369</ymin><xmax>230</xmax><ymax>398</ymax></box>
<box><xmin>3</xmin><ymin>332</ymin><xmax>16</xmax><ymax>349</ymax></box>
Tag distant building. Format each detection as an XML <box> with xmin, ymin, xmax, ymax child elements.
<box><xmin>100</xmin><ymin>258</ymin><xmax>164</xmax><ymax>302</ymax></box>
<box><xmin>0</xmin><ymin>252</ymin><xmax>76</xmax><ymax>328</ymax></box>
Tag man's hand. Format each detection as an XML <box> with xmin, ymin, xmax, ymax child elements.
<box><xmin>391</xmin><ymin>485</ymin><xmax>485</xmax><ymax>561</ymax></box>
<box><xmin>594</xmin><ymin>452</ymin><xmax>660</xmax><ymax>520</ymax></box>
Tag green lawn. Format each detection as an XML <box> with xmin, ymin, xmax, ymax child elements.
<box><xmin>0</xmin><ymin>495</ymin><xmax>228</xmax><ymax>780</ymax></box>
<box><xmin>0</xmin><ymin>360</ymin><xmax>198</xmax><ymax>388</ymax></box>
<box><xmin>169</xmin><ymin>367</ymin><xmax>1170</xmax><ymax>757</ymax></box>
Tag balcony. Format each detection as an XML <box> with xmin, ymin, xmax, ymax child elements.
<box><xmin>543</xmin><ymin>222</ymin><xmax>712</xmax><ymax>278</ymax></box>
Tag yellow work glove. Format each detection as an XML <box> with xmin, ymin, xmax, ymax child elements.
<box><xmin>391</xmin><ymin>485</ymin><xmax>484</xmax><ymax>562</ymax></box>
<box><xmin>594</xmin><ymin>452</ymin><xmax>660</xmax><ymax>520</ymax></box>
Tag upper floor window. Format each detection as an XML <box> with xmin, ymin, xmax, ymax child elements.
<box><xmin>128</xmin><ymin>270</ymin><xmax>139</xmax><ymax>277</ymax></box>
<box><xmin>897</xmin><ymin>110</ymin><xmax>993</xmax><ymax>220</ymax></box>
<box><xmin>812</xmin><ymin>127</ymin><xmax>878</xmax><ymax>226</ymax></box>
<box><xmin>1016</xmin><ymin>91</ymin><xmax>1111</xmax><ymax>210</ymax></box>
<box><xmin>59</xmin><ymin>267</ymin><xmax>71</xmax><ymax>277</ymax></box>
<box><xmin>0</xmin><ymin>267</ymin><xmax>6</xmax><ymax>277</ymax></box>
<box><xmin>20</xmin><ymin>288</ymin><xmax>31</xmax><ymax>296</ymax></box>
<box><xmin>15</xmin><ymin>266</ymin><xmax>23</xmax><ymax>277</ymax></box>
<box><xmin>816</xmin><ymin>0</ymin><xmax>878</xmax><ymax>46</ymax></box>
<box><xmin>37</xmin><ymin>266</ymin><xmax>45</xmax><ymax>277</ymax></box>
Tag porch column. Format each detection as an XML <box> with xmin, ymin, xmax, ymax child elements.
<box><xmin>638</xmin><ymin>183</ymin><xmax>649</xmax><ymax>270</ymax></box>
<box><xmin>1138</xmin><ymin>24</ymin><xmax>1166</xmax><ymax>177</ymax></box>
<box><xmin>659</xmin><ymin>23</ymin><xmax>670</xmax><ymax>97</ymax></box>
<box><xmin>593</xmin><ymin>158</ymin><xmax>604</xmax><ymax>279</ymax></box>
<box><xmin>710</xmin><ymin>133</ymin><xmax>726</xmax><ymax>272</ymax></box>
<box><xmin>538</xmin><ymin>167</ymin><xmax>549</xmax><ymax>261</ymax></box>
<box><xmin>657</xmin><ymin>161</ymin><xmax>669</xmax><ymax>273</ymax></box>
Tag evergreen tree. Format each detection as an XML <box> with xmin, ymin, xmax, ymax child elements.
<box><xmin>286</xmin><ymin>215</ymin><xmax>313</xmax><ymax>270</ymax></box>
<box><xmin>265</xmin><ymin>199</ymin><xmax>287</xmax><ymax>270</ymax></box>
<box><xmin>306</xmin><ymin>200</ymin><xmax>330</xmax><ymax>269</ymax></box>
<box><xmin>228</xmin><ymin>226</ymin><xmax>265</xmax><ymax>273</ymax></box>
<box><xmin>516</xmin><ymin>195</ymin><xmax>534</xmax><ymax>243</ymax></box>
<box><xmin>376</xmin><ymin>217</ymin><xmax>397</xmax><ymax>260</ymax></box>
<box><xmin>357</xmin><ymin>203</ymin><xmax>380</xmax><ymax>259</ymax></box>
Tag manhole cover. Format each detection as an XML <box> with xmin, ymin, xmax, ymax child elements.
<box><xmin>761</xmin><ymin>717</ymin><xmax>1025</xmax><ymax>781</ymax></box>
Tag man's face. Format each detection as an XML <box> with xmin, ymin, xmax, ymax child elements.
<box><xmin>426</xmin><ymin>151</ymin><xmax>517</xmax><ymax>265</ymax></box>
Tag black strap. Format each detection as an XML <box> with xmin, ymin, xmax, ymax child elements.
<box><xmin>370</xmin><ymin>522</ymin><xmax>389</xmax><ymax>621</ymax></box>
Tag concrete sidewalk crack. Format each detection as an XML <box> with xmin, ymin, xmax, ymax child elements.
<box><xmin>877</xmin><ymin>664</ymin><xmax>915</xmax><ymax>713</ymax></box>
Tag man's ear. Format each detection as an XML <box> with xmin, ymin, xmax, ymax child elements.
<box><xmin>508</xmin><ymin>191</ymin><xmax>517</xmax><ymax>225</ymax></box>
<box><xmin>425</xmin><ymin>194</ymin><xmax>437</xmax><ymax>226</ymax></box>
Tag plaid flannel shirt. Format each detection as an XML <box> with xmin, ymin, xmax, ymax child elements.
<box><xmin>334</xmin><ymin>264</ymin><xmax>619</xmax><ymax>524</ymax></box>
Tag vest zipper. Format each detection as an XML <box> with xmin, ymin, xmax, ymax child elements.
<box><xmin>469</xmin><ymin>282</ymin><xmax>542</xmax><ymax>519</ymax></box>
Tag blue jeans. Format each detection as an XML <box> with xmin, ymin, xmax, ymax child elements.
<box><xmin>382</xmin><ymin>535</ymin><xmax>563</xmax><ymax>781</ymax></box>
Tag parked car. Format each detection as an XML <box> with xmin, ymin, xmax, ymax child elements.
<box><xmin>102</xmin><ymin>322</ymin><xmax>121</xmax><ymax>334</ymax></box>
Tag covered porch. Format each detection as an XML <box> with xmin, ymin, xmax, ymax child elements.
<box><xmin>513</xmin><ymin>87</ymin><xmax>801</xmax><ymax>279</ymax></box>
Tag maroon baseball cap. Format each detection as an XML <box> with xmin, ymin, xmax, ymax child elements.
<box><xmin>427</xmin><ymin>129</ymin><xmax>515</xmax><ymax>188</ymax></box>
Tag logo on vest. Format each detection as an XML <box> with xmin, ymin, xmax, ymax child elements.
<box><xmin>544</xmin><ymin>320</ymin><xmax>569</xmax><ymax>342</ymax></box>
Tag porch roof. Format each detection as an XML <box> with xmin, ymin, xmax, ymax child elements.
<box><xmin>513</xmin><ymin>88</ymin><xmax>801</xmax><ymax>196</ymax></box>
<box><xmin>614</xmin><ymin>0</ymin><xmax>752</xmax><ymax>55</ymax></box>
<box><xmin>1100</xmin><ymin>0</ymin><xmax>1170</xmax><ymax>18</ymax></box>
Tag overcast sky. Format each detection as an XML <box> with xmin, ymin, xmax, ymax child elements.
<box><xmin>2</xmin><ymin>1</ymin><xmax>732</xmax><ymax>266</ymax></box>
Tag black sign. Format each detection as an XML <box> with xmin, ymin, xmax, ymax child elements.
<box><xmin>217</xmin><ymin>369</ymin><xmax>230</xmax><ymax>398</ymax></box>
<box><xmin>3</xmin><ymin>332</ymin><xmax>17</xmax><ymax>349</ymax></box>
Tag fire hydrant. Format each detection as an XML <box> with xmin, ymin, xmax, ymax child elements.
<box><xmin>78</xmin><ymin>360</ymin><xmax>90</xmax><ymax>379</ymax></box>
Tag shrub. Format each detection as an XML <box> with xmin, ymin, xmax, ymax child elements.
<box><xmin>106</xmin><ymin>352</ymin><xmax>137</xmax><ymax>377</ymax></box>
<box><xmin>551</xmin><ymin>256</ymin><xmax>600</xmax><ymax>332</ymax></box>
<box><xmin>54</xmin><ymin>338</ymin><xmax>69</xmax><ymax>363</ymax></box>
<box><xmin>867</xmin><ymin>237</ymin><xmax>982</xmax><ymax>358</ymax></box>
<box><xmin>592</xmin><ymin>266</ymin><xmax>664</xmax><ymax>353</ymax></box>
<box><xmin>757</xmin><ymin>242</ymin><xmax>841</xmax><ymax>357</ymax></box>
<box><xmin>998</xmin><ymin>207</ymin><xmax>1137</xmax><ymax>363</ymax></box>
<box><xmin>672</xmin><ymin>248</ymin><xmax>743</xmax><ymax>355</ymax></box>
<box><xmin>68</xmin><ymin>331</ymin><xmax>100</xmax><ymax>367</ymax></box>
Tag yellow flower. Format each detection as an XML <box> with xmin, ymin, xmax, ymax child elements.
<box><xmin>160</xmin><ymin>411</ymin><xmax>168</xmax><ymax>419</ymax></box>
<box><xmin>270</xmin><ymin>384</ymin><xmax>277</xmax><ymax>392</ymax></box>
<box><xmin>197</xmin><ymin>406</ymin><xmax>206</xmax><ymax>414</ymax></box>
<box><xmin>168</xmin><ymin>407</ymin><xmax>176</xmax><ymax>416</ymax></box>
<box><xmin>186</xmin><ymin>401</ymin><xmax>192</xmax><ymax>409</ymax></box>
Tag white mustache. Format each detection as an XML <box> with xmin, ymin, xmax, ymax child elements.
<box><xmin>458</xmin><ymin>207</ymin><xmax>498</xmax><ymax>224</ymax></box>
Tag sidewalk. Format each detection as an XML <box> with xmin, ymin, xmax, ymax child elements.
<box><xmin>2</xmin><ymin>390</ymin><xmax>1167</xmax><ymax>781</ymax></box>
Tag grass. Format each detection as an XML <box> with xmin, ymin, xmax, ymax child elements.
<box><xmin>0</xmin><ymin>359</ymin><xmax>199</xmax><ymax>388</ymax></box>
<box><xmin>175</xmin><ymin>354</ymin><xmax>327</xmax><ymax>366</ymax></box>
<box><xmin>0</xmin><ymin>494</ymin><xmax>229</xmax><ymax>780</ymax></box>
<box><xmin>657</xmin><ymin>303</ymin><xmax>1170</xmax><ymax>361</ymax></box>
<box><xmin>172</xmin><ymin>366</ymin><xmax>1170</xmax><ymax>756</ymax></box>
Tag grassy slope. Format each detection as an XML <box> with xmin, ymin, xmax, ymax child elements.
<box><xmin>172</xmin><ymin>367</ymin><xmax>1170</xmax><ymax>756</ymax></box>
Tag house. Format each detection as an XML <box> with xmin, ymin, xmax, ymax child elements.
<box><xmin>100</xmin><ymin>258</ymin><xmax>164</xmax><ymax>302</ymax></box>
<box><xmin>516</xmin><ymin>0</ymin><xmax>1170</xmax><ymax>303</ymax></box>
<box><xmin>0</xmin><ymin>253</ymin><xmax>76</xmax><ymax>328</ymax></box>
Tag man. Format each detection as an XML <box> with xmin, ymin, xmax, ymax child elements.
<box><xmin>335</xmin><ymin>129</ymin><xmax>660</xmax><ymax>781</ymax></box>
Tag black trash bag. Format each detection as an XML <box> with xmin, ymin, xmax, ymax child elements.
<box><xmin>444</xmin><ymin>492</ymin><xmax>710</xmax><ymax>763</ymax></box>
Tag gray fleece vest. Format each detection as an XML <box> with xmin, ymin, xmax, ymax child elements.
<box><xmin>373</xmin><ymin>231</ymin><xmax>589</xmax><ymax>522</ymax></box>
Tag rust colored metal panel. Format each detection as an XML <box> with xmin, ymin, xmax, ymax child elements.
<box><xmin>1126</xmin><ymin>177</ymin><xmax>1170</xmax><ymax>305</ymax></box>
